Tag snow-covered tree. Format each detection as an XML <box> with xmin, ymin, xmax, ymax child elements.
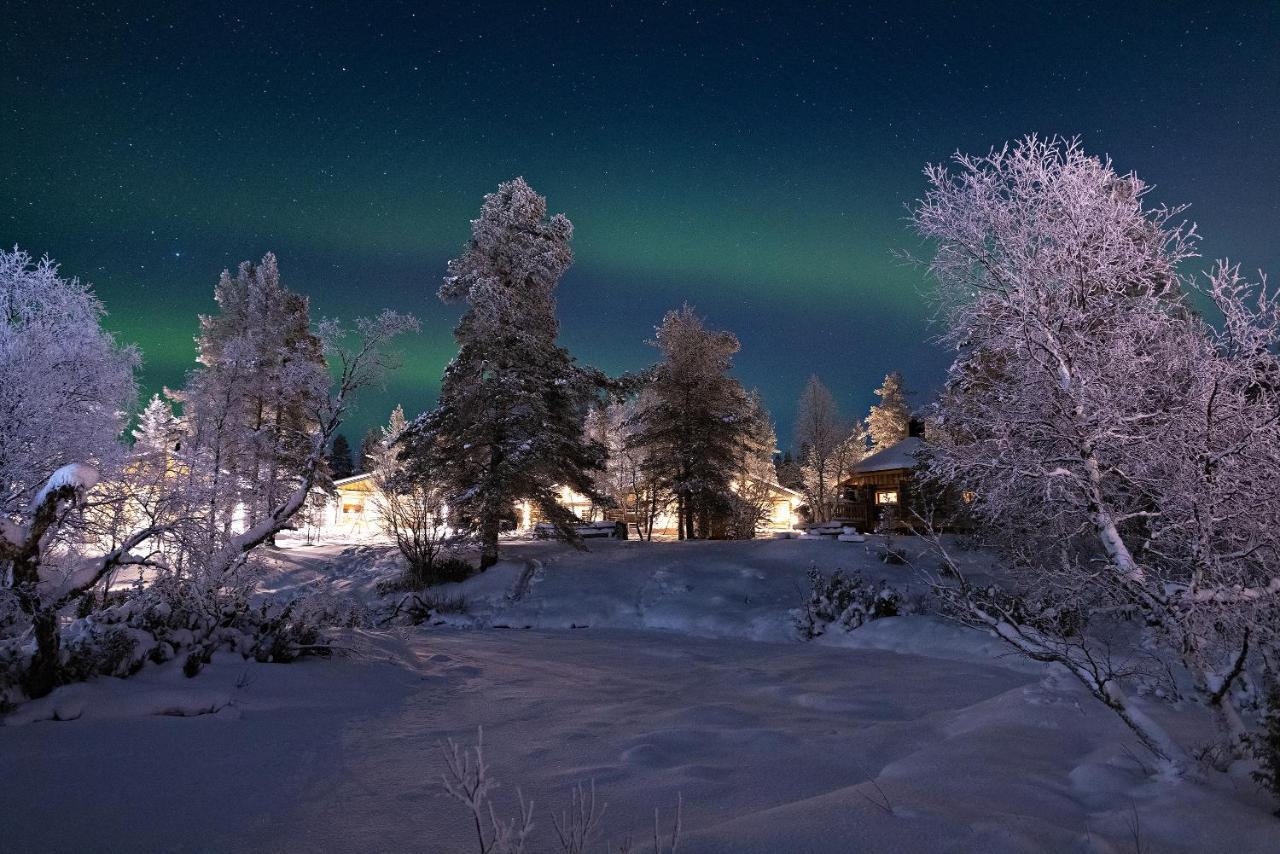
<box><xmin>912</xmin><ymin>135</ymin><xmax>1280</xmax><ymax>767</ymax></box>
<box><xmin>176</xmin><ymin>253</ymin><xmax>330</xmax><ymax>540</ymax></box>
<box><xmin>584</xmin><ymin>399</ymin><xmax>654</xmax><ymax>536</ymax></box>
<box><xmin>0</xmin><ymin>249</ymin><xmax>138</xmax><ymax>517</ymax></box>
<box><xmin>370</xmin><ymin>405</ymin><xmax>455</xmax><ymax>586</ymax></box>
<box><xmin>402</xmin><ymin>178</ymin><xmax>607</xmax><ymax>569</ymax></box>
<box><xmin>132</xmin><ymin>393</ymin><xmax>181</xmax><ymax>455</ymax></box>
<box><xmin>0</xmin><ymin>247</ymin><xmax>417</xmax><ymax>699</ymax></box>
<box><xmin>726</xmin><ymin>391</ymin><xmax>782</xmax><ymax>538</ymax></box>
<box><xmin>628</xmin><ymin>304</ymin><xmax>756</xmax><ymax>539</ymax></box>
<box><xmin>866</xmin><ymin>371</ymin><xmax>910</xmax><ymax>450</ymax></box>
<box><xmin>788</xmin><ymin>376</ymin><xmax>849</xmax><ymax>524</ymax></box>
<box><xmin>327</xmin><ymin>434</ymin><xmax>355</xmax><ymax>480</ymax></box>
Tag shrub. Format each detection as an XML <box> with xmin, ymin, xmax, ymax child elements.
<box><xmin>797</xmin><ymin>567</ymin><xmax>906</xmax><ymax>639</ymax></box>
<box><xmin>61</xmin><ymin>624</ymin><xmax>143</xmax><ymax>682</ymax></box>
<box><xmin>389</xmin><ymin>591</ymin><xmax>470</xmax><ymax>626</ymax></box>
<box><xmin>383</xmin><ymin>553</ymin><xmax>476</xmax><ymax>593</ymax></box>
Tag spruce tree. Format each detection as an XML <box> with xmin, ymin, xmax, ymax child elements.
<box><xmin>132</xmin><ymin>393</ymin><xmax>181</xmax><ymax>455</ymax></box>
<box><xmin>357</xmin><ymin>427</ymin><xmax>382</xmax><ymax>474</ymax></box>
<box><xmin>327</xmin><ymin>433</ymin><xmax>354</xmax><ymax>480</ymax></box>
<box><xmin>403</xmin><ymin>178</ymin><xmax>606</xmax><ymax>568</ymax></box>
<box><xmin>867</xmin><ymin>371</ymin><xmax>911</xmax><ymax>449</ymax></box>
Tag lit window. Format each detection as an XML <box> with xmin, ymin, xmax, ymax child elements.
<box><xmin>875</xmin><ymin>490</ymin><xmax>898</xmax><ymax>505</ymax></box>
<box><xmin>962</xmin><ymin>490</ymin><xmax>977</xmax><ymax>504</ymax></box>
<box><xmin>342</xmin><ymin>502</ymin><xmax>362</xmax><ymax>514</ymax></box>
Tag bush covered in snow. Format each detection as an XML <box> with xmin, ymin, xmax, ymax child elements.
<box><xmin>796</xmin><ymin>566</ymin><xmax>909</xmax><ymax>639</ymax></box>
<box><xmin>0</xmin><ymin>562</ymin><xmax>368</xmax><ymax>706</ymax></box>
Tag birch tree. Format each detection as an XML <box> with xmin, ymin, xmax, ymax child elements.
<box><xmin>0</xmin><ymin>246</ymin><xmax>416</xmax><ymax>698</ymax></box>
<box><xmin>912</xmin><ymin>135</ymin><xmax>1280</xmax><ymax>766</ymax></box>
<box><xmin>794</xmin><ymin>375</ymin><xmax>850</xmax><ymax>523</ymax></box>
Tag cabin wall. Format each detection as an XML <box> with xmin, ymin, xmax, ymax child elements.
<box><xmin>838</xmin><ymin>469</ymin><xmax>912</xmax><ymax>531</ymax></box>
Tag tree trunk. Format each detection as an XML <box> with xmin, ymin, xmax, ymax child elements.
<box><xmin>478</xmin><ymin>515</ymin><xmax>500</xmax><ymax>570</ymax></box>
<box><xmin>22</xmin><ymin>610</ymin><xmax>61</xmax><ymax>699</ymax></box>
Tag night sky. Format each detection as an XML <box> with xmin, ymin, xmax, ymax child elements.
<box><xmin>4</xmin><ymin>2</ymin><xmax>1279</xmax><ymax>446</ymax></box>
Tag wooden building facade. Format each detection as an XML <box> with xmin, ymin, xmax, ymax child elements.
<box><xmin>837</xmin><ymin>436</ymin><xmax>924</xmax><ymax>531</ymax></box>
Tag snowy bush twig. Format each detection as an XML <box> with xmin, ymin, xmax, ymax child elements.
<box><xmin>440</xmin><ymin>727</ymin><xmax>534</xmax><ymax>854</ymax></box>
<box><xmin>440</xmin><ymin>729</ymin><xmax>683</xmax><ymax>853</ymax></box>
<box><xmin>551</xmin><ymin>781</ymin><xmax>606</xmax><ymax>854</ymax></box>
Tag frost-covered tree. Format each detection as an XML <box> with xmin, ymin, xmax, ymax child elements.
<box><xmin>0</xmin><ymin>249</ymin><xmax>139</xmax><ymax>694</ymax></box>
<box><xmin>913</xmin><ymin>135</ymin><xmax>1280</xmax><ymax>767</ymax></box>
<box><xmin>866</xmin><ymin>371</ymin><xmax>910</xmax><ymax>450</ymax></box>
<box><xmin>726</xmin><ymin>391</ymin><xmax>782</xmax><ymax>538</ymax></box>
<box><xmin>327</xmin><ymin>434</ymin><xmax>355</xmax><ymax>480</ymax></box>
<box><xmin>370</xmin><ymin>405</ymin><xmax>456</xmax><ymax>587</ymax></box>
<box><xmin>0</xmin><ymin>249</ymin><xmax>138</xmax><ymax>516</ymax></box>
<box><xmin>177</xmin><ymin>253</ymin><xmax>330</xmax><ymax>538</ymax></box>
<box><xmin>0</xmin><ymin>247</ymin><xmax>417</xmax><ymax>699</ymax></box>
<box><xmin>628</xmin><ymin>304</ymin><xmax>755</xmax><ymax>539</ymax></box>
<box><xmin>402</xmin><ymin>178</ymin><xmax>607</xmax><ymax>569</ymax></box>
<box><xmin>132</xmin><ymin>393</ymin><xmax>182</xmax><ymax>455</ymax></box>
<box><xmin>788</xmin><ymin>376</ymin><xmax>849</xmax><ymax>524</ymax></box>
<box><xmin>585</xmin><ymin>398</ymin><xmax>665</xmax><ymax>538</ymax></box>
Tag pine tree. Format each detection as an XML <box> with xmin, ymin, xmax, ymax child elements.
<box><xmin>403</xmin><ymin>178</ymin><xmax>606</xmax><ymax>569</ymax></box>
<box><xmin>132</xmin><ymin>393</ymin><xmax>181</xmax><ymax>455</ymax></box>
<box><xmin>628</xmin><ymin>304</ymin><xmax>754</xmax><ymax>539</ymax></box>
<box><xmin>867</xmin><ymin>371</ymin><xmax>910</xmax><ymax>449</ymax></box>
<box><xmin>327</xmin><ymin>434</ymin><xmax>354</xmax><ymax>480</ymax></box>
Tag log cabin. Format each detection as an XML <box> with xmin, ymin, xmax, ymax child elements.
<box><xmin>836</xmin><ymin>435</ymin><xmax>924</xmax><ymax>531</ymax></box>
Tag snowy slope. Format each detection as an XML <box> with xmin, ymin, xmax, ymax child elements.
<box><xmin>2</xmin><ymin>538</ymin><xmax>1276</xmax><ymax>852</ymax></box>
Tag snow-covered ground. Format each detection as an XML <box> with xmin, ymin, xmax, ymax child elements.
<box><xmin>2</xmin><ymin>538</ymin><xmax>1277</xmax><ymax>852</ymax></box>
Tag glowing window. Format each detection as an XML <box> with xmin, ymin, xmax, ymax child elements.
<box><xmin>875</xmin><ymin>490</ymin><xmax>899</xmax><ymax>505</ymax></box>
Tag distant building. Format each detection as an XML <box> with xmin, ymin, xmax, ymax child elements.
<box><xmin>313</xmin><ymin>473</ymin><xmax>802</xmax><ymax>541</ymax></box>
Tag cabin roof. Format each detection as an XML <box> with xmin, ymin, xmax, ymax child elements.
<box><xmin>745</xmin><ymin>475</ymin><xmax>803</xmax><ymax>499</ymax></box>
<box><xmin>851</xmin><ymin>436</ymin><xmax>925</xmax><ymax>474</ymax></box>
<box><xmin>333</xmin><ymin>472</ymin><xmax>376</xmax><ymax>489</ymax></box>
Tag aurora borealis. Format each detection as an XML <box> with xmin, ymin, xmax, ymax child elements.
<box><xmin>4</xmin><ymin>2</ymin><xmax>1279</xmax><ymax>443</ymax></box>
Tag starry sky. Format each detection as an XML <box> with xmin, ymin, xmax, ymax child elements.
<box><xmin>4</xmin><ymin>1</ymin><xmax>1279</xmax><ymax>447</ymax></box>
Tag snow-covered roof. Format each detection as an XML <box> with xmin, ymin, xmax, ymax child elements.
<box><xmin>333</xmin><ymin>472</ymin><xmax>376</xmax><ymax>488</ymax></box>
<box><xmin>745</xmin><ymin>475</ymin><xmax>803</xmax><ymax>498</ymax></box>
<box><xmin>851</xmin><ymin>436</ymin><xmax>925</xmax><ymax>474</ymax></box>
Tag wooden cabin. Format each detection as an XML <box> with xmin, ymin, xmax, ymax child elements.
<box><xmin>837</xmin><ymin>436</ymin><xmax>924</xmax><ymax>531</ymax></box>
